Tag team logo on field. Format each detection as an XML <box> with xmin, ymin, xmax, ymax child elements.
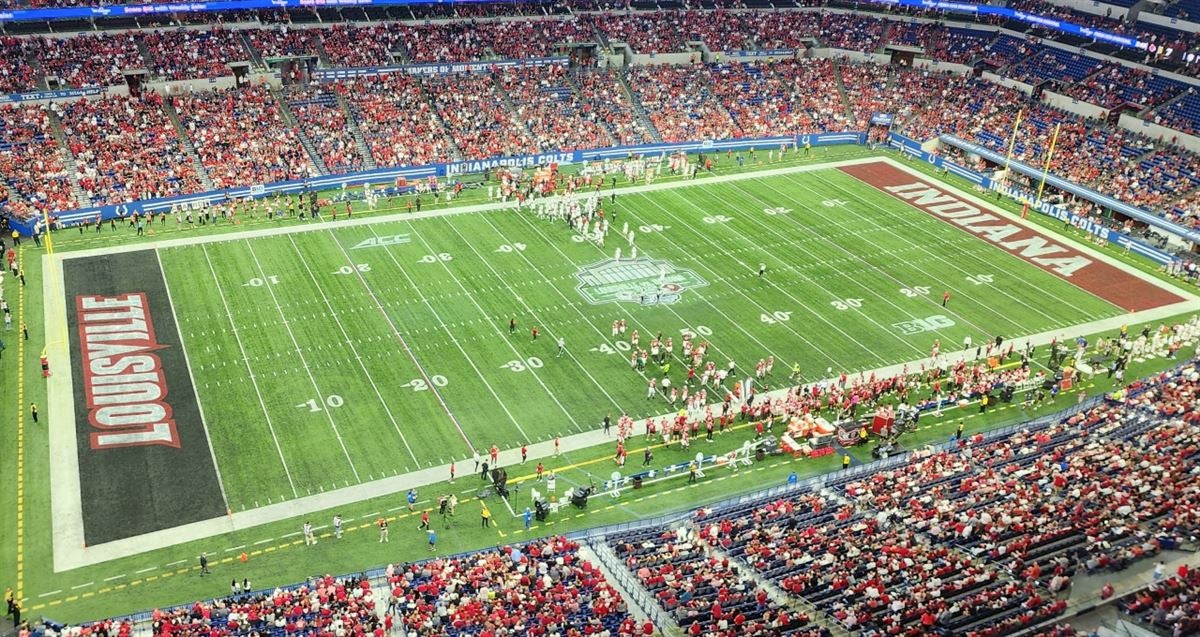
<box><xmin>574</xmin><ymin>258</ymin><xmax>707</xmax><ymax>306</ymax></box>
<box><xmin>351</xmin><ymin>234</ymin><xmax>411</xmax><ymax>249</ymax></box>
<box><xmin>892</xmin><ymin>314</ymin><xmax>955</xmax><ymax>336</ymax></box>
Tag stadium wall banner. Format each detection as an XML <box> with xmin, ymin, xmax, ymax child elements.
<box><xmin>887</xmin><ymin>132</ymin><xmax>1176</xmax><ymax>265</ymax></box>
<box><xmin>0</xmin><ymin>86</ymin><xmax>105</xmax><ymax>104</ymax></box>
<box><xmin>12</xmin><ymin>132</ymin><xmax>863</xmax><ymax>234</ymax></box>
<box><xmin>859</xmin><ymin>0</ymin><xmax>1143</xmax><ymax>49</ymax></box>
<box><xmin>936</xmin><ymin>133</ymin><xmax>1200</xmax><ymax>246</ymax></box>
<box><xmin>312</xmin><ymin>57</ymin><xmax>567</xmax><ymax>80</ymax></box>
<box><xmin>0</xmin><ymin>0</ymin><xmax>523</xmax><ymax>22</ymax></box>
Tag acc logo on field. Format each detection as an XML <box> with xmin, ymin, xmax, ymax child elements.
<box><xmin>892</xmin><ymin>314</ymin><xmax>955</xmax><ymax>336</ymax></box>
<box><xmin>575</xmin><ymin>257</ymin><xmax>707</xmax><ymax>306</ymax></box>
<box><xmin>351</xmin><ymin>234</ymin><xmax>411</xmax><ymax>249</ymax></box>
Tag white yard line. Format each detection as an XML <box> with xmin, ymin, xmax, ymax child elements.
<box><xmin>325</xmin><ymin>227</ymin><xmax>482</xmax><ymax>453</ymax></box>
<box><xmin>508</xmin><ymin>207</ymin><xmax>761</xmax><ymax>390</ymax></box>
<box><xmin>777</xmin><ymin>172</ymin><xmax>1089</xmax><ymax>323</ymax></box>
<box><xmin>201</xmin><ymin>245</ymin><xmax>299</xmax><ymax>499</ymax></box>
<box><xmin>692</xmin><ymin>182</ymin><xmax>983</xmax><ymax>347</ymax></box>
<box><xmin>370</xmin><ymin>222</ymin><xmax>572</xmax><ymax>440</ymax></box>
<box><xmin>155</xmin><ymin>249</ymin><xmax>231</xmax><ymax>513</ymax></box>
<box><xmin>440</xmin><ymin>217</ymin><xmax>627</xmax><ymax>414</ymax></box>
<box><xmin>285</xmin><ymin>235</ymin><xmax>421</xmax><ymax>467</ymax></box>
<box><xmin>47</xmin><ymin>156</ymin><xmax>1200</xmax><ymax>571</ymax></box>
<box><xmin>55</xmin><ymin>158</ymin><xmax>889</xmax><ymax>261</ymax></box>
<box><xmin>243</xmin><ymin>238</ymin><xmax>362</xmax><ymax>483</ymax></box>
<box><xmin>134</xmin><ymin>566</ymin><xmax>156</xmax><ymax>574</ymax></box>
<box><xmin>650</xmin><ymin>187</ymin><xmax>916</xmax><ymax>363</ymax></box>
<box><xmin>69</xmin><ymin>582</ymin><xmax>93</xmax><ymax>590</ymax></box>
<box><xmin>609</xmin><ymin>194</ymin><xmax>804</xmax><ymax>371</ymax></box>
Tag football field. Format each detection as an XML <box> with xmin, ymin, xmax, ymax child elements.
<box><xmin>46</xmin><ymin>156</ymin><xmax>1187</xmax><ymax>564</ymax></box>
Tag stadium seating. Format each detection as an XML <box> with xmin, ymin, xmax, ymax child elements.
<box><xmin>708</xmin><ymin>59</ymin><xmax>851</xmax><ymax>136</ymax></box>
<box><xmin>610</xmin><ymin>526</ymin><xmax>823</xmax><ymax>636</ymax></box>
<box><xmin>335</xmin><ymin>74</ymin><xmax>453</xmax><ymax>168</ymax></box>
<box><xmin>284</xmin><ymin>85</ymin><xmax>366</xmax><ymax>174</ymax></box>
<box><xmin>388</xmin><ymin>536</ymin><xmax>634</xmax><ymax>636</ymax></box>
<box><xmin>36</xmin><ymin>32</ymin><xmax>146</xmax><ymax>89</ymax></box>
<box><xmin>1118</xmin><ymin>568</ymin><xmax>1200</xmax><ymax>635</ymax></box>
<box><xmin>141</xmin><ymin>29</ymin><xmax>254</xmax><ymax>81</ymax></box>
<box><xmin>424</xmin><ymin>72</ymin><xmax>536</xmax><ymax>159</ymax></box>
<box><xmin>0</xmin><ymin>103</ymin><xmax>76</xmax><ymax>218</ymax></box>
<box><xmin>496</xmin><ymin>63</ymin><xmax>615</xmax><ymax>152</ymax></box>
<box><xmin>0</xmin><ymin>36</ymin><xmax>39</xmax><ymax>94</ymax></box>
<box><xmin>173</xmin><ymin>84</ymin><xmax>315</xmax><ymax>188</ymax></box>
<box><xmin>572</xmin><ymin>68</ymin><xmax>655</xmax><ymax>146</ymax></box>
<box><xmin>624</xmin><ymin>64</ymin><xmax>738</xmax><ymax>142</ymax></box>
<box><xmin>57</xmin><ymin>92</ymin><xmax>203</xmax><ymax>205</ymax></box>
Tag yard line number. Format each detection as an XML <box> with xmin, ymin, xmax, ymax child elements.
<box><xmin>500</xmin><ymin>357</ymin><xmax>544</xmax><ymax>372</ymax></box>
<box><xmin>334</xmin><ymin>263</ymin><xmax>371</xmax><ymax>274</ymax></box>
<box><xmin>760</xmin><ymin>311</ymin><xmax>792</xmax><ymax>324</ymax></box>
<box><xmin>899</xmin><ymin>286</ymin><xmax>930</xmax><ymax>298</ymax></box>
<box><xmin>297</xmin><ymin>395</ymin><xmax>345</xmax><ymax>412</ymax></box>
<box><xmin>830</xmin><ymin>298</ymin><xmax>864</xmax><ymax>311</ymax></box>
<box><xmin>702</xmin><ymin>215</ymin><xmax>733</xmax><ymax>224</ymax></box>
<box><xmin>965</xmin><ymin>274</ymin><xmax>995</xmax><ymax>285</ymax></box>
<box><xmin>495</xmin><ymin>243</ymin><xmax>527</xmax><ymax>253</ymax></box>
<box><xmin>408</xmin><ymin>375</ymin><xmax>449</xmax><ymax>391</ymax></box>
<box><xmin>418</xmin><ymin>253</ymin><xmax>453</xmax><ymax>263</ymax></box>
<box><xmin>244</xmin><ymin>275</ymin><xmax>281</xmax><ymax>287</ymax></box>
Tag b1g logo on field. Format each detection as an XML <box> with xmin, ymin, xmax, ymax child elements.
<box><xmin>575</xmin><ymin>257</ymin><xmax>707</xmax><ymax>306</ymax></box>
<box><xmin>892</xmin><ymin>314</ymin><xmax>955</xmax><ymax>336</ymax></box>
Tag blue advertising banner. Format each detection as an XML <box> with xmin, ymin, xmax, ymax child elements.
<box><xmin>859</xmin><ymin>0</ymin><xmax>1144</xmax><ymax>49</ymax></box>
<box><xmin>0</xmin><ymin>87</ymin><xmax>106</xmax><ymax>104</ymax></box>
<box><xmin>888</xmin><ymin>132</ymin><xmax>1178</xmax><ymax>264</ymax></box>
<box><xmin>0</xmin><ymin>0</ymin><xmax>521</xmax><ymax>22</ymax></box>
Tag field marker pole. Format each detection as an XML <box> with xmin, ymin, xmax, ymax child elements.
<box><xmin>1002</xmin><ymin>109</ymin><xmax>1024</xmax><ymax>175</ymax></box>
<box><xmin>15</xmin><ymin>246</ymin><xmax>26</xmax><ymax>604</ymax></box>
<box><xmin>1036</xmin><ymin>123</ymin><xmax>1061</xmax><ymax>205</ymax></box>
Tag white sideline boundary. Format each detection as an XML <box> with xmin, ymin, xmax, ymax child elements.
<box><xmin>43</xmin><ymin>156</ymin><xmax>1200</xmax><ymax>571</ymax></box>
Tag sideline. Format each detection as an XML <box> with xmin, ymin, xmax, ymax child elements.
<box><xmin>43</xmin><ymin>156</ymin><xmax>1200</xmax><ymax>571</ymax></box>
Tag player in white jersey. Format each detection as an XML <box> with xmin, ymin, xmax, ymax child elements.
<box><xmin>647</xmin><ymin>377</ymin><xmax>657</xmax><ymax>399</ymax></box>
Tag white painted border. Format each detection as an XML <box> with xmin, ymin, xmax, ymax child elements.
<box><xmin>44</xmin><ymin>155</ymin><xmax>1200</xmax><ymax>571</ymax></box>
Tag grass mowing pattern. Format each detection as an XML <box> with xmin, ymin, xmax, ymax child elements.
<box><xmin>157</xmin><ymin>167</ymin><xmax>1120</xmax><ymax>512</ymax></box>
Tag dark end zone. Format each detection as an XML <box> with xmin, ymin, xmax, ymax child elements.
<box><xmin>840</xmin><ymin>162</ymin><xmax>1185</xmax><ymax>313</ymax></box>
<box><xmin>64</xmin><ymin>250</ymin><xmax>225</xmax><ymax>546</ymax></box>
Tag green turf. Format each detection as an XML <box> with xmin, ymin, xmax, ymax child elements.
<box><xmin>153</xmin><ymin>165</ymin><xmax>1121</xmax><ymax>510</ymax></box>
<box><xmin>3</xmin><ymin>148</ymin><xmax>1193</xmax><ymax>624</ymax></box>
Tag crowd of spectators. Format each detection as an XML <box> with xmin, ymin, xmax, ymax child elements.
<box><xmin>572</xmin><ymin>68</ymin><xmax>654</xmax><ymax>146</ymax></box>
<box><xmin>625</xmin><ymin>64</ymin><xmax>738</xmax><ymax>142</ymax></box>
<box><xmin>400</xmin><ymin>19</ymin><xmax>590</xmax><ymax>63</ymax></box>
<box><xmin>709</xmin><ymin>60</ymin><xmax>851</xmax><ymax>137</ymax></box>
<box><xmin>318</xmin><ymin>23</ymin><xmax>404</xmax><ymax>69</ymax></box>
<box><xmin>388</xmin><ymin>536</ymin><xmax>636</xmax><ymax>636</ymax></box>
<box><xmin>1119</xmin><ymin>567</ymin><xmax>1200</xmax><ymax>635</ymax></box>
<box><xmin>35</xmin><ymin>33</ymin><xmax>147</xmax><ymax>88</ymax></box>
<box><xmin>147</xmin><ymin>574</ymin><xmax>380</xmax><ymax>637</ymax></box>
<box><xmin>425</xmin><ymin>72</ymin><xmax>536</xmax><ymax>159</ymax></box>
<box><xmin>886</xmin><ymin>22</ymin><xmax>995</xmax><ymax>64</ymax></box>
<box><xmin>141</xmin><ymin>29</ymin><xmax>253</xmax><ymax>81</ymax></box>
<box><xmin>174</xmin><ymin>84</ymin><xmax>314</xmax><ymax>188</ymax></box>
<box><xmin>285</xmin><ymin>85</ymin><xmax>365</xmax><ymax>174</ymax></box>
<box><xmin>0</xmin><ymin>103</ymin><xmax>76</xmax><ymax>219</ymax></box>
<box><xmin>1061</xmin><ymin>64</ymin><xmax>1188</xmax><ymax>110</ymax></box>
<box><xmin>0</xmin><ymin>37</ymin><xmax>39</xmax><ymax>95</ymax></box>
<box><xmin>336</xmin><ymin>74</ymin><xmax>453</xmax><ymax>168</ymax></box>
<box><xmin>57</xmin><ymin>92</ymin><xmax>203</xmax><ymax>205</ymax></box>
<box><xmin>839</xmin><ymin>62</ymin><xmax>955</xmax><ymax>130</ymax></box>
<box><xmin>817</xmin><ymin>12</ymin><xmax>887</xmax><ymax>53</ymax></box>
<box><xmin>612</xmin><ymin>526</ymin><xmax>825</xmax><ymax>637</ymax></box>
<box><xmin>243</xmin><ymin>26</ymin><xmax>321</xmax><ymax>60</ymax></box>
<box><xmin>497</xmin><ymin>63</ymin><xmax>614</xmax><ymax>152</ymax></box>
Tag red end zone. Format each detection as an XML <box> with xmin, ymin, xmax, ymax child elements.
<box><xmin>840</xmin><ymin>162</ymin><xmax>1184</xmax><ymax>312</ymax></box>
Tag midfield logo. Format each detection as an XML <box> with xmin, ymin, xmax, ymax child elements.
<box><xmin>575</xmin><ymin>257</ymin><xmax>707</xmax><ymax>306</ymax></box>
<box><xmin>351</xmin><ymin>234</ymin><xmax>411</xmax><ymax>249</ymax></box>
